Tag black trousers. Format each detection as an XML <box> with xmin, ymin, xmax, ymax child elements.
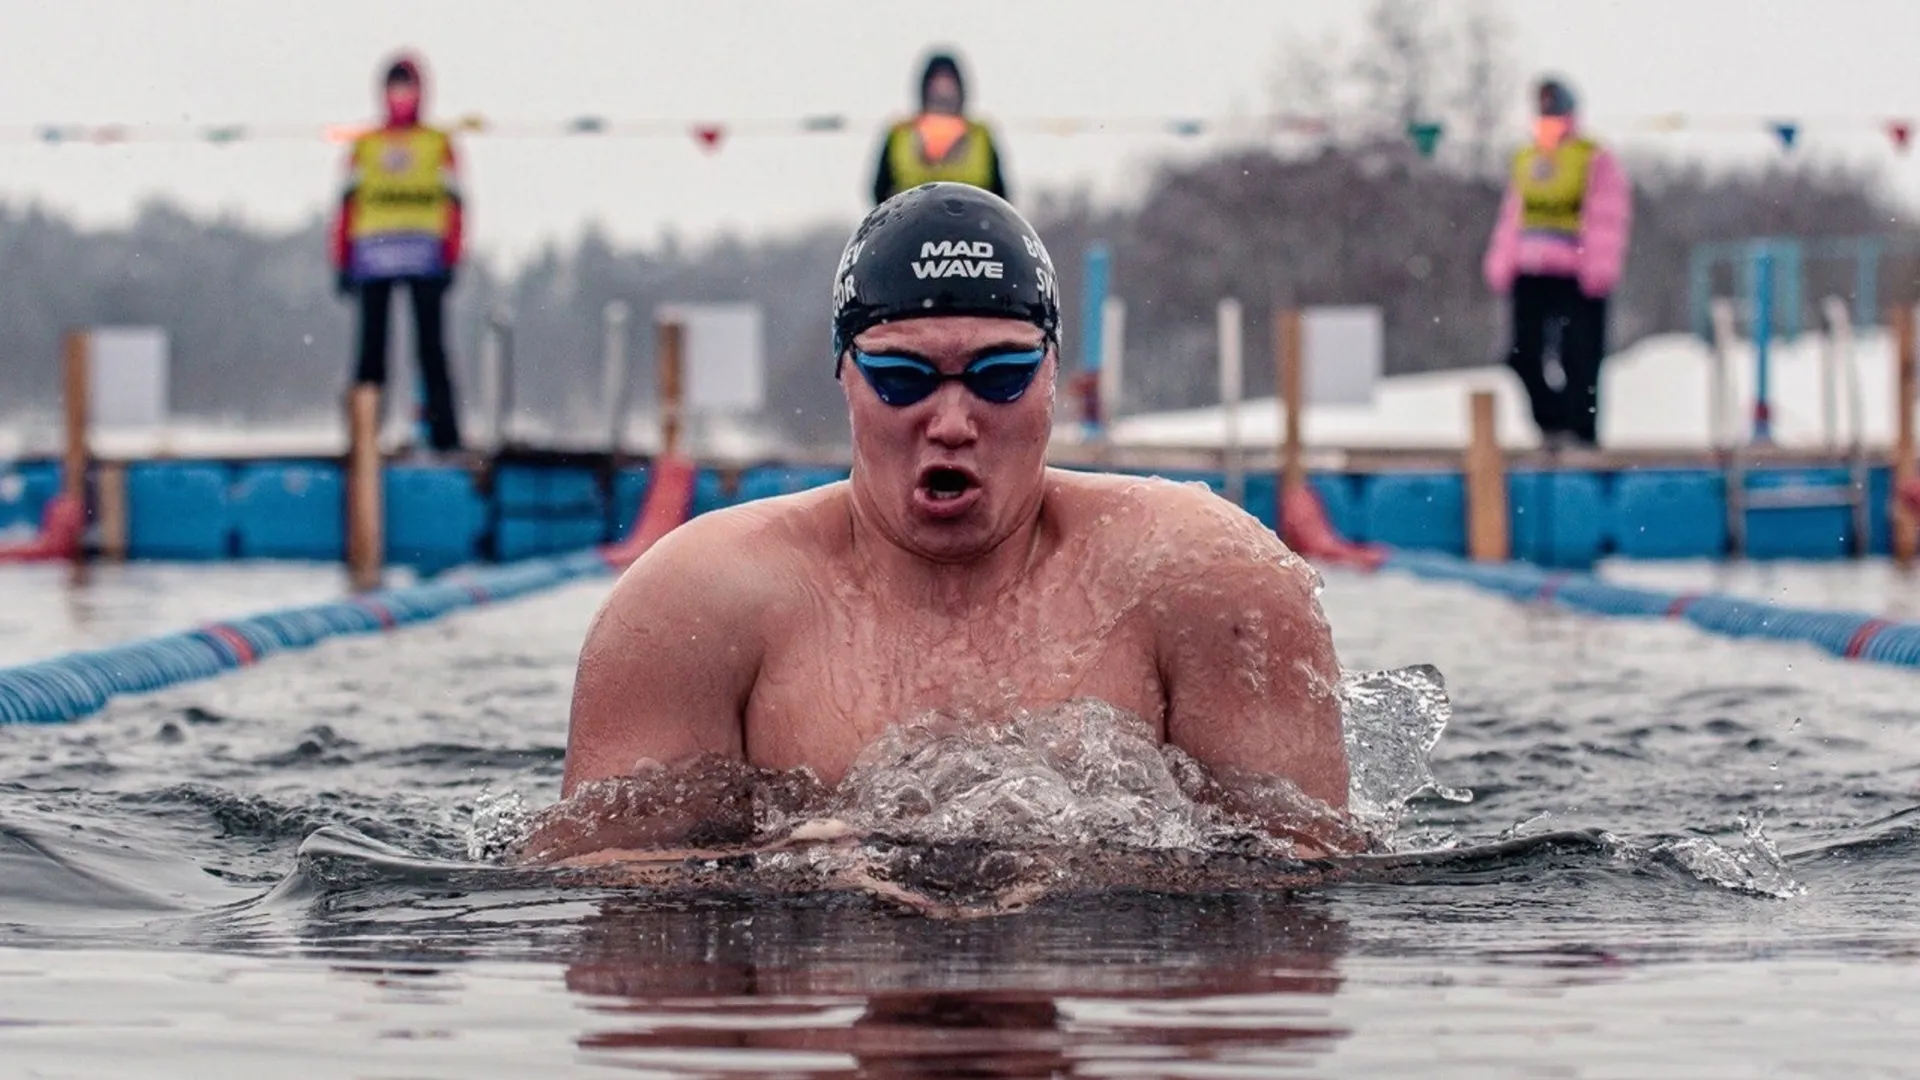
<box><xmin>354</xmin><ymin>275</ymin><xmax>462</xmax><ymax>452</ymax></box>
<box><xmin>1506</xmin><ymin>274</ymin><xmax>1607</xmax><ymax>446</ymax></box>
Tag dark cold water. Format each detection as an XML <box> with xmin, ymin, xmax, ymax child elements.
<box><xmin>0</xmin><ymin>559</ymin><xmax>1916</xmax><ymax>1077</ymax></box>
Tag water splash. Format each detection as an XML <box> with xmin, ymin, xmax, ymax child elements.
<box><xmin>1339</xmin><ymin>664</ymin><xmax>1472</xmax><ymax>840</ymax></box>
<box><xmin>830</xmin><ymin>701</ymin><xmax>1231</xmax><ymax>851</ymax></box>
<box><xmin>504</xmin><ymin>663</ymin><xmax>1463</xmax><ymax>874</ymax></box>
<box><xmin>466</xmin><ymin>788</ymin><xmax>531</xmax><ymax>862</ymax></box>
<box><xmin>1610</xmin><ymin>814</ymin><xmax>1805</xmax><ymax>899</ymax></box>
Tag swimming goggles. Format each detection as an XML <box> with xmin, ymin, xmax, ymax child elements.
<box><xmin>849</xmin><ymin>348</ymin><xmax>1047</xmax><ymax>407</ymax></box>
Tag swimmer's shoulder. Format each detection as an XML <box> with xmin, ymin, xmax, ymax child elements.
<box><xmin>613</xmin><ymin>481</ymin><xmax>851</xmax><ymax>599</ymax></box>
<box><xmin>1045</xmin><ymin>467</ymin><xmax>1287</xmax><ymax>549</ymax></box>
<box><xmin>1044</xmin><ymin>467</ymin><xmax>1310</xmax><ymax>590</ymax></box>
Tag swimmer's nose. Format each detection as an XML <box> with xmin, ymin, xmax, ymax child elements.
<box><xmin>922</xmin><ymin>384</ymin><xmax>979</xmax><ymax>446</ymax></box>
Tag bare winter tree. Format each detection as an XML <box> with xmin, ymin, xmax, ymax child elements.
<box><xmin>1451</xmin><ymin>0</ymin><xmax>1520</xmax><ymax>177</ymax></box>
<box><xmin>1267</xmin><ymin>0</ymin><xmax>1518</xmax><ymax>171</ymax></box>
<box><xmin>1350</xmin><ymin>0</ymin><xmax>1449</xmax><ymax>138</ymax></box>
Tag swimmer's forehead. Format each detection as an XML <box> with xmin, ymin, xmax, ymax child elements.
<box><xmin>854</xmin><ymin>316</ymin><xmax>1046</xmax><ymax>362</ymax></box>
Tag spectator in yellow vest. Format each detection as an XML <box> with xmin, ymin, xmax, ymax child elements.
<box><xmin>329</xmin><ymin>53</ymin><xmax>465</xmax><ymax>454</ymax></box>
<box><xmin>870</xmin><ymin>51</ymin><xmax>1008</xmax><ymax>205</ymax></box>
<box><xmin>1482</xmin><ymin>77</ymin><xmax>1632</xmax><ymax>449</ymax></box>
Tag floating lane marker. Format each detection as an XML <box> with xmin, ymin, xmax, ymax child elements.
<box><xmin>1377</xmin><ymin>549</ymin><xmax>1920</xmax><ymax>672</ymax></box>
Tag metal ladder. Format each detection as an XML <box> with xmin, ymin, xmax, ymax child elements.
<box><xmin>1710</xmin><ymin>295</ymin><xmax>1871</xmax><ymax>557</ymax></box>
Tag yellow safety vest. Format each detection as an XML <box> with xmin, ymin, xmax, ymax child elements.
<box><xmin>884</xmin><ymin>118</ymin><xmax>997</xmax><ymax>196</ymax></box>
<box><xmin>1512</xmin><ymin>137</ymin><xmax>1596</xmax><ymax>235</ymax></box>
<box><xmin>348</xmin><ymin>127</ymin><xmax>456</xmax><ymax>240</ymax></box>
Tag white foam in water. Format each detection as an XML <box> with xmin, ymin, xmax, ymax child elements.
<box><xmin>830</xmin><ymin>701</ymin><xmax>1230</xmax><ymax>851</ymax></box>
<box><xmin>490</xmin><ymin>665</ymin><xmax>1468</xmax><ymax>867</ymax></box>
<box><xmin>828</xmin><ymin>666</ymin><xmax>1465</xmax><ymax>855</ymax></box>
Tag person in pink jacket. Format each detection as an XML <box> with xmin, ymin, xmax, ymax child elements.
<box><xmin>1482</xmin><ymin>77</ymin><xmax>1632</xmax><ymax>448</ymax></box>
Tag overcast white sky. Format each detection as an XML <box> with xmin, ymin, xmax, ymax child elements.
<box><xmin>2</xmin><ymin>1</ymin><xmax>1918</xmax><ymax>269</ymax></box>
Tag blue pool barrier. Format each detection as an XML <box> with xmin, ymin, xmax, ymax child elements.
<box><xmin>232</xmin><ymin>462</ymin><xmax>345</xmax><ymax>560</ymax></box>
<box><xmin>0</xmin><ymin>462</ymin><xmax>60</xmax><ymax>534</ymax></box>
<box><xmin>1380</xmin><ymin>549</ymin><xmax>1920</xmax><ymax>671</ymax></box>
<box><xmin>128</xmin><ymin>463</ymin><xmax>234</xmax><ymax>560</ymax></box>
<box><xmin>493</xmin><ymin>464</ymin><xmax>608</xmax><ymax>560</ymax></box>
<box><xmin>609</xmin><ymin>466</ymin><xmax>653</xmax><ymax>542</ymax></box>
<box><xmin>387</xmin><ymin>466</ymin><xmax>488</xmax><ymax>570</ymax></box>
<box><xmin>0</xmin><ymin>548</ymin><xmax>615</xmax><ymax>726</ymax></box>
<box><xmin>1364</xmin><ymin>472</ymin><xmax>1465</xmax><ymax>554</ymax></box>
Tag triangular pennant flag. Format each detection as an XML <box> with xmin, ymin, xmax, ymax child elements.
<box><xmin>1770</xmin><ymin>121</ymin><xmax>1798</xmax><ymax>150</ymax></box>
<box><xmin>568</xmin><ymin>115</ymin><xmax>607</xmax><ymax>134</ymax></box>
<box><xmin>204</xmin><ymin>125</ymin><xmax>245</xmax><ymax>145</ymax></box>
<box><xmin>1406</xmin><ymin>120</ymin><xmax>1444</xmax><ymax>158</ymax></box>
<box><xmin>1890</xmin><ymin>120</ymin><xmax>1912</xmax><ymax>153</ymax></box>
<box><xmin>692</xmin><ymin>124</ymin><xmax>725</xmax><ymax>153</ymax></box>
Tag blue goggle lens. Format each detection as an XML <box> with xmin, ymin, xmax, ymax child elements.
<box><xmin>851</xmin><ymin>348</ymin><xmax>1046</xmax><ymax>406</ymax></box>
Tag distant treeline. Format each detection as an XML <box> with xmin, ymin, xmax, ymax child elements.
<box><xmin>0</xmin><ymin>146</ymin><xmax>1910</xmax><ymax>448</ymax></box>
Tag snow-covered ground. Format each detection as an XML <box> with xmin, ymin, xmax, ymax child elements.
<box><xmin>1102</xmin><ymin>329</ymin><xmax>1905</xmax><ymax>452</ymax></box>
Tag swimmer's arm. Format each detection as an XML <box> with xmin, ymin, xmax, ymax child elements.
<box><xmin>558</xmin><ymin>518</ymin><xmax>763</xmax><ymax>798</ymax></box>
<box><xmin>1156</xmin><ymin>517</ymin><xmax>1359</xmax><ymax>855</ymax></box>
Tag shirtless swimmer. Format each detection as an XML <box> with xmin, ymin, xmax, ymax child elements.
<box><xmin>531</xmin><ymin>182</ymin><xmax>1360</xmax><ymax>861</ymax></box>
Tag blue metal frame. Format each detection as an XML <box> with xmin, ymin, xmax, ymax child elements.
<box><xmin>1079</xmin><ymin>242</ymin><xmax>1111</xmax><ymax>439</ymax></box>
<box><xmin>1691</xmin><ymin>232</ymin><xmax>1920</xmax><ymax>342</ymax></box>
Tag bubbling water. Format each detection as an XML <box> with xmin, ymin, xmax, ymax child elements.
<box><xmin>501</xmin><ymin>665</ymin><xmax>1464</xmax><ymax>870</ymax></box>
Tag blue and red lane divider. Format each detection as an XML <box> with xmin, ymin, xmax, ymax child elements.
<box><xmin>1284</xmin><ymin>482</ymin><xmax>1920</xmax><ymax>668</ymax></box>
<box><xmin>0</xmin><ymin>459</ymin><xmax>695</xmax><ymax>726</ymax></box>
<box><xmin>1377</xmin><ymin>549</ymin><xmax>1920</xmax><ymax>668</ymax></box>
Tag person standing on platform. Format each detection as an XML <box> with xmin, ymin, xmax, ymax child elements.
<box><xmin>870</xmin><ymin>51</ymin><xmax>1009</xmax><ymax>205</ymax></box>
<box><xmin>1482</xmin><ymin>76</ymin><xmax>1631</xmax><ymax>449</ymax></box>
<box><xmin>330</xmin><ymin>52</ymin><xmax>465</xmax><ymax>454</ymax></box>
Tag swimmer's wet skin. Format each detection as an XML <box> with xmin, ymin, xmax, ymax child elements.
<box><xmin>528</xmin><ymin>183</ymin><xmax>1359</xmax><ymax>869</ymax></box>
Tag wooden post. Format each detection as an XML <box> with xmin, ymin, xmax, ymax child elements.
<box><xmin>658</xmin><ymin>318</ymin><xmax>685</xmax><ymax>458</ymax></box>
<box><xmin>1466</xmin><ymin>389</ymin><xmax>1510</xmax><ymax>562</ymax></box>
<box><xmin>61</xmin><ymin>329</ymin><xmax>89</xmax><ymax>512</ymax></box>
<box><xmin>96</xmin><ymin>462</ymin><xmax>127</xmax><ymax>561</ymax></box>
<box><xmin>1276</xmin><ymin>308</ymin><xmax>1305</xmax><ymax>498</ymax></box>
<box><xmin>346</xmin><ymin>384</ymin><xmax>384</xmax><ymax>591</ymax></box>
<box><xmin>1894</xmin><ymin>304</ymin><xmax>1918</xmax><ymax>567</ymax></box>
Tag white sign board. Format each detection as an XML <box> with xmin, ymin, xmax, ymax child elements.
<box><xmin>1301</xmin><ymin>305</ymin><xmax>1382</xmax><ymax>406</ymax></box>
<box><xmin>89</xmin><ymin>326</ymin><xmax>170</xmax><ymax>428</ymax></box>
<box><xmin>657</xmin><ymin>302</ymin><xmax>766</xmax><ymax>414</ymax></box>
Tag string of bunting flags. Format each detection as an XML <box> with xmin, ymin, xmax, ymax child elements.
<box><xmin>4</xmin><ymin>112</ymin><xmax>1915</xmax><ymax>156</ymax></box>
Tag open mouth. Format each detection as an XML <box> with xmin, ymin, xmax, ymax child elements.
<box><xmin>918</xmin><ymin>465</ymin><xmax>978</xmax><ymax>504</ymax></box>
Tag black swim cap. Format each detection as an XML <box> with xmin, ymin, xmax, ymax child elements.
<box><xmin>831</xmin><ymin>182</ymin><xmax>1061</xmax><ymax>365</ymax></box>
